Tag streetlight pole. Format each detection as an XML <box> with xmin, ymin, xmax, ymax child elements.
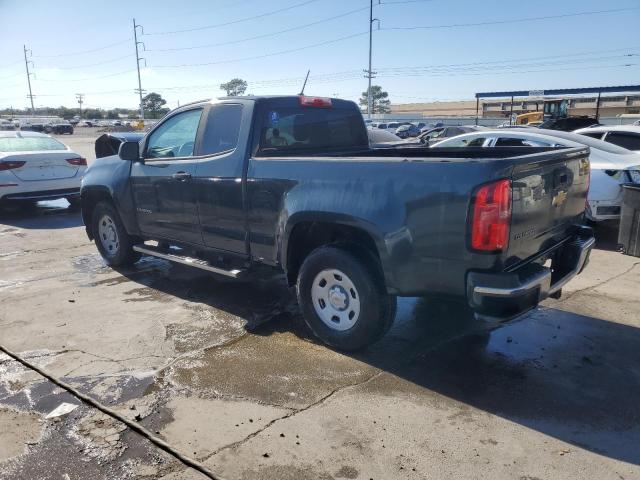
<box><xmin>76</xmin><ymin>93</ymin><xmax>84</xmax><ymax>119</ymax></box>
<box><xmin>365</xmin><ymin>0</ymin><xmax>377</xmax><ymax>119</ymax></box>
<box><xmin>23</xmin><ymin>45</ymin><xmax>35</xmax><ymax>115</ymax></box>
<box><xmin>133</xmin><ymin>19</ymin><xmax>145</xmax><ymax>120</ymax></box>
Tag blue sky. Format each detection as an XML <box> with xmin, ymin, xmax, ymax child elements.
<box><xmin>1</xmin><ymin>0</ymin><xmax>639</xmax><ymax>110</ymax></box>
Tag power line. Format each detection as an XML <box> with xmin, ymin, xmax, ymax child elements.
<box><xmin>147</xmin><ymin>5</ymin><xmax>370</xmax><ymax>52</ymax></box>
<box><xmin>153</xmin><ymin>31</ymin><xmax>369</xmax><ymax>68</ymax></box>
<box><xmin>37</xmin><ymin>54</ymin><xmax>133</xmax><ymax>71</ymax></box>
<box><xmin>383</xmin><ymin>7</ymin><xmax>640</xmax><ymax>31</ymax></box>
<box><xmin>144</xmin><ymin>0</ymin><xmax>322</xmax><ymax>35</ymax></box>
<box><xmin>0</xmin><ymin>71</ymin><xmax>23</xmax><ymax>80</ymax></box>
<box><xmin>36</xmin><ymin>68</ymin><xmax>137</xmax><ymax>82</ymax></box>
<box><xmin>32</xmin><ymin>38</ymin><xmax>132</xmax><ymax>58</ymax></box>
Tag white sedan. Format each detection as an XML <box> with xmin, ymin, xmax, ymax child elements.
<box><xmin>431</xmin><ymin>129</ymin><xmax>640</xmax><ymax>222</ymax></box>
<box><xmin>574</xmin><ymin>125</ymin><xmax>640</xmax><ymax>153</ymax></box>
<box><xmin>0</xmin><ymin>131</ymin><xmax>86</xmax><ymax>207</ymax></box>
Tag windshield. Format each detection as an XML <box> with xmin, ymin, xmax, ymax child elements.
<box><xmin>0</xmin><ymin>136</ymin><xmax>67</xmax><ymax>152</ymax></box>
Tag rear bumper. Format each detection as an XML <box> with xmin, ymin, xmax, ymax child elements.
<box><xmin>467</xmin><ymin>226</ymin><xmax>595</xmax><ymax>319</ymax></box>
<box><xmin>0</xmin><ymin>187</ymin><xmax>80</xmax><ymax>202</ymax></box>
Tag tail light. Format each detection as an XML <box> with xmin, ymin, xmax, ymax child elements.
<box><xmin>0</xmin><ymin>161</ymin><xmax>26</xmax><ymax>171</ymax></box>
<box><xmin>66</xmin><ymin>157</ymin><xmax>87</xmax><ymax>166</ymax></box>
<box><xmin>299</xmin><ymin>96</ymin><xmax>332</xmax><ymax>108</ymax></box>
<box><xmin>470</xmin><ymin>179</ymin><xmax>512</xmax><ymax>252</ymax></box>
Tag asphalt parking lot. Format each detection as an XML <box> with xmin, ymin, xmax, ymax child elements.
<box><xmin>1</xmin><ymin>132</ymin><xmax>639</xmax><ymax>480</ymax></box>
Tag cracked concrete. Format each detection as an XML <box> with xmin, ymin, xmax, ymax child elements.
<box><xmin>1</xmin><ymin>183</ymin><xmax>640</xmax><ymax>479</ymax></box>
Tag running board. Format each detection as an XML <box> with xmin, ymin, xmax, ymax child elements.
<box><xmin>132</xmin><ymin>244</ymin><xmax>245</xmax><ymax>278</ymax></box>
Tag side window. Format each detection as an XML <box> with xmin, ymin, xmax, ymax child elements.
<box><xmin>604</xmin><ymin>132</ymin><xmax>640</xmax><ymax>151</ymax></box>
<box><xmin>440</xmin><ymin>136</ymin><xmax>487</xmax><ymax>147</ymax></box>
<box><xmin>145</xmin><ymin>109</ymin><xmax>202</xmax><ymax>159</ymax></box>
<box><xmin>198</xmin><ymin>104</ymin><xmax>243</xmax><ymax>156</ymax></box>
<box><xmin>426</xmin><ymin>128</ymin><xmax>445</xmax><ymax>139</ymax></box>
<box><xmin>445</xmin><ymin>127</ymin><xmax>463</xmax><ymax>137</ymax></box>
<box><xmin>495</xmin><ymin>137</ymin><xmax>534</xmax><ymax>147</ymax></box>
<box><xmin>579</xmin><ymin>132</ymin><xmax>604</xmax><ymax>140</ymax></box>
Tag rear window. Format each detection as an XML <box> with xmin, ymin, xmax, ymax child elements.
<box><xmin>0</xmin><ymin>136</ymin><xmax>67</xmax><ymax>152</ymax></box>
<box><xmin>258</xmin><ymin>108</ymin><xmax>368</xmax><ymax>155</ymax></box>
<box><xmin>604</xmin><ymin>132</ymin><xmax>640</xmax><ymax>151</ymax></box>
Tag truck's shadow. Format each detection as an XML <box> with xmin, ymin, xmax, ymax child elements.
<box><xmin>0</xmin><ymin>199</ymin><xmax>83</xmax><ymax>230</ymax></box>
<box><xmin>114</xmin><ymin>260</ymin><xmax>640</xmax><ymax>466</ymax></box>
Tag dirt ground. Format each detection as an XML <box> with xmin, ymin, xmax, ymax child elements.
<box><xmin>0</xmin><ymin>132</ymin><xmax>639</xmax><ymax>479</ymax></box>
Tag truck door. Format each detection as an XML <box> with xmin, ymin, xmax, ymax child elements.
<box><xmin>131</xmin><ymin>107</ymin><xmax>204</xmax><ymax>245</ymax></box>
<box><xmin>192</xmin><ymin>103</ymin><xmax>248</xmax><ymax>255</ymax></box>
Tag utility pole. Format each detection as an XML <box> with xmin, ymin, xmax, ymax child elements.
<box><xmin>133</xmin><ymin>19</ymin><xmax>146</xmax><ymax>120</ymax></box>
<box><xmin>364</xmin><ymin>0</ymin><xmax>378</xmax><ymax>119</ymax></box>
<box><xmin>75</xmin><ymin>93</ymin><xmax>84</xmax><ymax>119</ymax></box>
<box><xmin>23</xmin><ymin>45</ymin><xmax>35</xmax><ymax>115</ymax></box>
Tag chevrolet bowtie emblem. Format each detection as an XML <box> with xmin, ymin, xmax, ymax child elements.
<box><xmin>552</xmin><ymin>190</ymin><xmax>568</xmax><ymax>207</ymax></box>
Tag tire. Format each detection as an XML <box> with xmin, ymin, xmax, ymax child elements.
<box><xmin>91</xmin><ymin>201</ymin><xmax>141</xmax><ymax>267</ymax></box>
<box><xmin>296</xmin><ymin>246</ymin><xmax>396</xmax><ymax>351</ymax></box>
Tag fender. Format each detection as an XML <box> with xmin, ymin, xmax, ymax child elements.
<box><xmin>280</xmin><ymin>210</ymin><xmax>398</xmax><ymax>292</ymax></box>
<box><xmin>80</xmin><ymin>155</ymin><xmax>139</xmax><ymax>237</ymax></box>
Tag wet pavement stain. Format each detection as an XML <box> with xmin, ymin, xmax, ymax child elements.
<box><xmin>72</xmin><ymin>253</ymin><xmax>111</xmax><ymax>276</ymax></box>
<box><xmin>359</xmin><ymin>306</ymin><xmax>640</xmax><ymax>465</ymax></box>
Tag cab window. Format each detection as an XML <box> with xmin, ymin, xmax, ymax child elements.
<box><xmin>145</xmin><ymin>109</ymin><xmax>203</xmax><ymax>159</ymax></box>
<box><xmin>198</xmin><ymin>104</ymin><xmax>243</xmax><ymax>156</ymax></box>
<box><xmin>258</xmin><ymin>108</ymin><xmax>367</xmax><ymax>155</ymax></box>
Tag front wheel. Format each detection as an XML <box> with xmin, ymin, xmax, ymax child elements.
<box><xmin>296</xmin><ymin>246</ymin><xmax>396</xmax><ymax>351</ymax></box>
<box><xmin>91</xmin><ymin>201</ymin><xmax>140</xmax><ymax>267</ymax></box>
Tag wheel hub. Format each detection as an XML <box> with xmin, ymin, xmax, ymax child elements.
<box><xmin>328</xmin><ymin>285</ymin><xmax>349</xmax><ymax>311</ymax></box>
<box><xmin>310</xmin><ymin>269</ymin><xmax>361</xmax><ymax>331</ymax></box>
<box><xmin>98</xmin><ymin>214</ymin><xmax>120</xmax><ymax>256</ymax></box>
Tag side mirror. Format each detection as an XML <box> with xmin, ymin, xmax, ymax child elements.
<box><xmin>119</xmin><ymin>141</ymin><xmax>140</xmax><ymax>161</ymax></box>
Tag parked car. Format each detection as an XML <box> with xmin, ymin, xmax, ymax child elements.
<box><xmin>416</xmin><ymin>125</ymin><xmax>485</xmax><ymax>146</ymax></box>
<box><xmin>82</xmin><ymin>95</ymin><xmax>593</xmax><ymax>351</ymax></box>
<box><xmin>44</xmin><ymin>121</ymin><xmax>74</xmax><ymax>135</ymax></box>
<box><xmin>21</xmin><ymin>122</ymin><xmax>45</xmax><ymax>133</ymax></box>
<box><xmin>0</xmin><ymin>120</ymin><xmax>15</xmax><ymax>131</ymax></box>
<box><xmin>367</xmin><ymin>128</ymin><xmax>403</xmax><ymax>146</ymax></box>
<box><xmin>574</xmin><ymin>125</ymin><xmax>640</xmax><ymax>153</ymax></box>
<box><xmin>377</xmin><ymin>123</ymin><xmax>389</xmax><ymax>129</ymax></box>
<box><xmin>432</xmin><ymin>129</ymin><xmax>640</xmax><ymax>222</ymax></box>
<box><xmin>537</xmin><ymin>116</ymin><xmax>599</xmax><ymax>131</ymax></box>
<box><xmin>386</xmin><ymin>122</ymin><xmax>400</xmax><ymax>131</ymax></box>
<box><xmin>0</xmin><ymin>131</ymin><xmax>86</xmax><ymax>207</ymax></box>
<box><xmin>394</xmin><ymin>124</ymin><xmax>421</xmax><ymax>139</ymax></box>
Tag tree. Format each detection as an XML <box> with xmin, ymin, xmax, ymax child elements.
<box><xmin>142</xmin><ymin>92</ymin><xmax>167</xmax><ymax>119</ymax></box>
<box><xmin>220</xmin><ymin>78</ymin><xmax>248</xmax><ymax>96</ymax></box>
<box><xmin>359</xmin><ymin>85</ymin><xmax>391</xmax><ymax>114</ymax></box>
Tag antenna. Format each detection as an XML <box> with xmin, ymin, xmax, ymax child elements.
<box><xmin>298</xmin><ymin>70</ymin><xmax>310</xmax><ymax>96</ymax></box>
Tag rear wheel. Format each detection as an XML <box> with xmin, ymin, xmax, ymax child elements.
<box><xmin>296</xmin><ymin>246</ymin><xmax>396</xmax><ymax>351</ymax></box>
<box><xmin>91</xmin><ymin>201</ymin><xmax>140</xmax><ymax>267</ymax></box>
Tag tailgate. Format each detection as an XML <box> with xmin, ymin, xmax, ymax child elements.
<box><xmin>5</xmin><ymin>152</ymin><xmax>80</xmax><ymax>181</ymax></box>
<box><xmin>507</xmin><ymin>147</ymin><xmax>590</xmax><ymax>264</ymax></box>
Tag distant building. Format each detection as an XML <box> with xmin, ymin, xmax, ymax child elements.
<box><xmin>391</xmin><ymin>94</ymin><xmax>640</xmax><ymax>119</ymax></box>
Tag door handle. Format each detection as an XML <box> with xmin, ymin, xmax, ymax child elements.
<box><xmin>172</xmin><ymin>171</ymin><xmax>192</xmax><ymax>181</ymax></box>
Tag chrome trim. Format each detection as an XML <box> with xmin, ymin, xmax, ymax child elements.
<box><xmin>473</xmin><ymin>236</ymin><xmax>594</xmax><ymax>300</ymax></box>
<box><xmin>474</xmin><ymin>269</ymin><xmax>551</xmax><ymax>298</ymax></box>
<box><xmin>132</xmin><ymin>245</ymin><xmax>243</xmax><ymax>278</ymax></box>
